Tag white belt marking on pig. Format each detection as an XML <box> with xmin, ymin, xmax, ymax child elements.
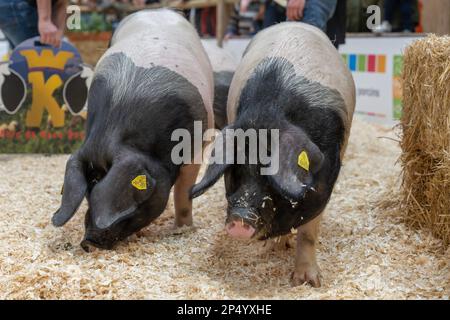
<box><xmin>227</xmin><ymin>22</ymin><xmax>356</xmax><ymax>157</ymax></box>
<box><xmin>99</xmin><ymin>9</ymin><xmax>214</xmax><ymax>130</ymax></box>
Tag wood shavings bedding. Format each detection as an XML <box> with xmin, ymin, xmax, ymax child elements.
<box><xmin>0</xmin><ymin>118</ymin><xmax>448</xmax><ymax>299</ymax></box>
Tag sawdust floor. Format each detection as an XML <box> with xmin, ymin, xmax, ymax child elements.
<box><xmin>0</xmin><ymin>118</ymin><xmax>449</xmax><ymax>299</ymax></box>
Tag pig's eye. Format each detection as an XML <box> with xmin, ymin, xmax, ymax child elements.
<box><xmin>95</xmin><ymin>172</ymin><xmax>106</xmax><ymax>182</ymax></box>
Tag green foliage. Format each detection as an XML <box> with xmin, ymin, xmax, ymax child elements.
<box><xmin>73</xmin><ymin>12</ymin><xmax>112</xmax><ymax>33</ymax></box>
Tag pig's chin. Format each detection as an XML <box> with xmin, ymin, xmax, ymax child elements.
<box><xmin>248</xmin><ymin>221</ymin><xmax>276</xmax><ymax>241</ymax></box>
<box><xmin>253</xmin><ymin>227</ymin><xmax>276</xmax><ymax>241</ymax></box>
<box><xmin>80</xmin><ymin>237</ymin><xmax>119</xmax><ymax>252</ymax></box>
<box><xmin>253</xmin><ymin>222</ymin><xmax>297</xmax><ymax>240</ymax></box>
<box><xmin>81</xmin><ymin>218</ymin><xmax>148</xmax><ymax>252</ymax></box>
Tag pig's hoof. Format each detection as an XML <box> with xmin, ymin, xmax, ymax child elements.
<box><xmin>174</xmin><ymin>209</ymin><xmax>193</xmax><ymax>228</ymax></box>
<box><xmin>174</xmin><ymin>221</ymin><xmax>193</xmax><ymax>228</ymax></box>
<box><xmin>174</xmin><ymin>217</ymin><xmax>193</xmax><ymax>229</ymax></box>
<box><xmin>291</xmin><ymin>263</ymin><xmax>321</xmax><ymax>288</ymax></box>
<box><xmin>171</xmin><ymin>223</ymin><xmax>195</xmax><ymax>235</ymax></box>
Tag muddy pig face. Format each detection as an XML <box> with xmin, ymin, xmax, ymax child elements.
<box><xmin>191</xmin><ymin>124</ymin><xmax>324</xmax><ymax>239</ymax></box>
<box><xmin>223</xmin><ymin>164</ymin><xmax>278</xmax><ymax>239</ymax></box>
<box><xmin>52</xmin><ymin>151</ymin><xmax>172</xmax><ymax>251</ymax></box>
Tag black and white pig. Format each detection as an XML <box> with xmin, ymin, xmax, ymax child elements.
<box><xmin>191</xmin><ymin>22</ymin><xmax>355</xmax><ymax>287</ymax></box>
<box><xmin>52</xmin><ymin>9</ymin><xmax>214</xmax><ymax>251</ymax></box>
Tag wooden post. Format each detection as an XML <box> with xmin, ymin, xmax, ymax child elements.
<box><xmin>216</xmin><ymin>0</ymin><xmax>226</xmax><ymax>47</ymax></box>
<box><xmin>421</xmin><ymin>0</ymin><xmax>450</xmax><ymax>35</ymax></box>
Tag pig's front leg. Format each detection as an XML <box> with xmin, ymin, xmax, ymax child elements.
<box><xmin>174</xmin><ymin>164</ymin><xmax>201</xmax><ymax>227</ymax></box>
<box><xmin>291</xmin><ymin>214</ymin><xmax>322</xmax><ymax>288</ymax></box>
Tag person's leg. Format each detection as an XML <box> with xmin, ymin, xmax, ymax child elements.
<box><xmin>301</xmin><ymin>0</ymin><xmax>337</xmax><ymax>32</ymax></box>
<box><xmin>0</xmin><ymin>0</ymin><xmax>39</xmax><ymax>49</ymax></box>
<box><xmin>275</xmin><ymin>2</ymin><xmax>287</xmax><ymax>23</ymax></box>
<box><xmin>252</xmin><ymin>19</ymin><xmax>263</xmax><ymax>34</ymax></box>
<box><xmin>263</xmin><ymin>1</ymin><xmax>285</xmax><ymax>28</ymax></box>
<box><xmin>0</xmin><ymin>1</ymin><xmax>17</xmax><ymax>49</ymax></box>
<box><xmin>399</xmin><ymin>0</ymin><xmax>414</xmax><ymax>31</ymax></box>
<box><xmin>384</xmin><ymin>0</ymin><xmax>397</xmax><ymax>23</ymax></box>
<box><xmin>1</xmin><ymin>32</ymin><xmax>15</xmax><ymax>51</ymax></box>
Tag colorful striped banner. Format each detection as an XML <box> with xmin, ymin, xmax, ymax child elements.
<box><xmin>368</xmin><ymin>55</ymin><xmax>376</xmax><ymax>72</ymax></box>
<box><xmin>358</xmin><ymin>54</ymin><xmax>366</xmax><ymax>72</ymax></box>
<box><xmin>377</xmin><ymin>55</ymin><xmax>386</xmax><ymax>73</ymax></box>
<box><xmin>342</xmin><ymin>54</ymin><xmax>387</xmax><ymax>73</ymax></box>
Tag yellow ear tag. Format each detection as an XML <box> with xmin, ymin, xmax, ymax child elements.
<box><xmin>298</xmin><ymin>151</ymin><xmax>310</xmax><ymax>171</ymax></box>
<box><xmin>131</xmin><ymin>175</ymin><xmax>147</xmax><ymax>191</ymax></box>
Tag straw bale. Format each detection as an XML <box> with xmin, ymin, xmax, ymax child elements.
<box><xmin>400</xmin><ymin>35</ymin><xmax>450</xmax><ymax>245</ymax></box>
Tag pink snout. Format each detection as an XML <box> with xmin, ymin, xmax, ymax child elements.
<box><xmin>225</xmin><ymin>220</ymin><xmax>255</xmax><ymax>239</ymax></box>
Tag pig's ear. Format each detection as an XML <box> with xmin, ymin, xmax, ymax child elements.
<box><xmin>190</xmin><ymin>162</ymin><xmax>230</xmax><ymax>199</ymax></box>
<box><xmin>89</xmin><ymin>155</ymin><xmax>156</xmax><ymax>230</ymax></box>
<box><xmin>52</xmin><ymin>152</ymin><xmax>87</xmax><ymax>227</ymax></box>
<box><xmin>190</xmin><ymin>127</ymin><xmax>233</xmax><ymax>198</ymax></box>
<box><xmin>267</xmin><ymin>126</ymin><xmax>324</xmax><ymax>201</ymax></box>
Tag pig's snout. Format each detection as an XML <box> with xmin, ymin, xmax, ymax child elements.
<box><xmin>80</xmin><ymin>239</ymin><xmax>98</xmax><ymax>252</ymax></box>
<box><xmin>225</xmin><ymin>208</ymin><xmax>257</xmax><ymax>239</ymax></box>
<box><xmin>226</xmin><ymin>220</ymin><xmax>255</xmax><ymax>239</ymax></box>
<box><xmin>80</xmin><ymin>232</ymin><xmax>117</xmax><ymax>252</ymax></box>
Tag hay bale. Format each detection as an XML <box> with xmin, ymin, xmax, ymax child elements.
<box><xmin>400</xmin><ymin>35</ymin><xmax>450</xmax><ymax>245</ymax></box>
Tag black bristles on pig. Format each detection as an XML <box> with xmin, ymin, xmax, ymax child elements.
<box><xmin>191</xmin><ymin>22</ymin><xmax>355</xmax><ymax>287</ymax></box>
<box><xmin>52</xmin><ymin>9</ymin><xmax>214</xmax><ymax>251</ymax></box>
<box><xmin>230</xmin><ymin>57</ymin><xmax>345</xmax><ymax>238</ymax></box>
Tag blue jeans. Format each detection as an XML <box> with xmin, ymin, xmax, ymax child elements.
<box><xmin>264</xmin><ymin>0</ymin><xmax>337</xmax><ymax>32</ymax></box>
<box><xmin>384</xmin><ymin>0</ymin><xmax>414</xmax><ymax>32</ymax></box>
<box><xmin>263</xmin><ymin>2</ymin><xmax>286</xmax><ymax>28</ymax></box>
<box><xmin>0</xmin><ymin>0</ymin><xmax>39</xmax><ymax>49</ymax></box>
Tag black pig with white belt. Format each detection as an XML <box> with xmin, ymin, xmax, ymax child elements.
<box><xmin>191</xmin><ymin>22</ymin><xmax>355</xmax><ymax>287</ymax></box>
<box><xmin>52</xmin><ymin>9</ymin><xmax>214</xmax><ymax>251</ymax></box>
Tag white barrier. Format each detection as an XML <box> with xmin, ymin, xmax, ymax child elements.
<box><xmin>204</xmin><ymin>33</ymin><xmax>426</xmax><ymax>125</ymax></box>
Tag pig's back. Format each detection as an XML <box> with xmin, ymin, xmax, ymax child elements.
<box><xmin>228</xmin><ymin>22</ymin><xmax>355</xmax><ymax>150</ymax></box>
<box><xmin>98</xmin><ymin>9</ymin><xmax>214</xmax><ymax>129</ymax></box>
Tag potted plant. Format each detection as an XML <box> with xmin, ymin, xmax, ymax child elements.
<box><xmin>66</xmin><ymin>12</ymin><xmax>113</xmax><ymax>66</ymax></box>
